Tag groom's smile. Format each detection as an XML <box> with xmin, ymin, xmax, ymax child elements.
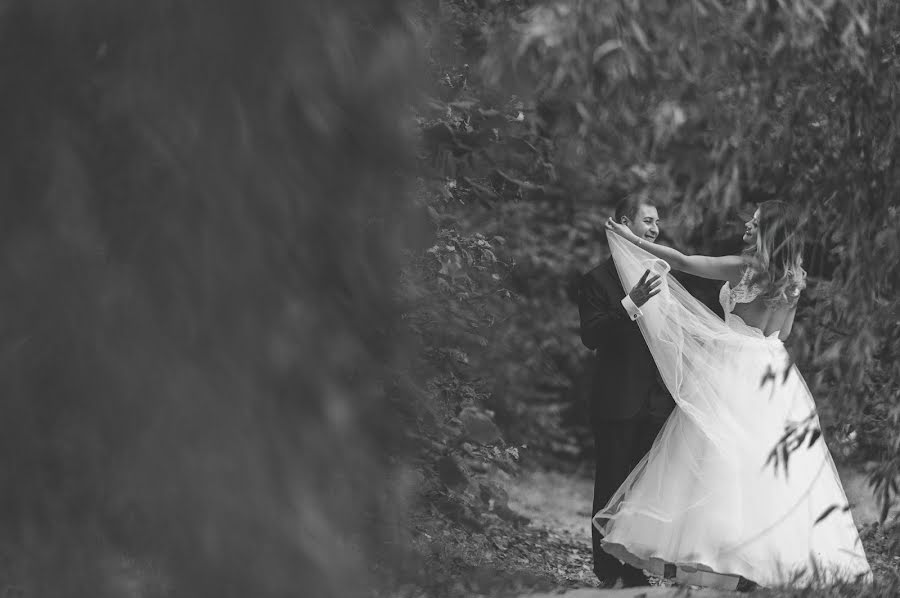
<box><xmin>623</xmin><ymin>204</ymin><xmax>661</xmax><ymax>243</ymax></box>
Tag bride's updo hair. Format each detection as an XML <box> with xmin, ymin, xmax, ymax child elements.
<box><xmin>745</xmin><ymin>200</ymin><xmax>807</xmax><ymax>306</ymax></box>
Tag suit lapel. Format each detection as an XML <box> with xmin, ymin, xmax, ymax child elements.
<box><xmin>605</xmin><ymin>256</ymin><xmax>625</xmax><ymax>294</ymax></box>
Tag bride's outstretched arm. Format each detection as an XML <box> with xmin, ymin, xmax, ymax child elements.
<box><xmin>605</xmin><ymin>217</ymin><xmax>746</xmax><ymax>283</ymax></box>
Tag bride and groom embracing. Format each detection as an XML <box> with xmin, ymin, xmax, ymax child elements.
<box><xmin>577</xmin><ymin>194</ymin><xmax>872</xmax><ymax>590</ymax></box>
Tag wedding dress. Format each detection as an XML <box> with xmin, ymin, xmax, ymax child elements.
<box><xmin>593</xmin><ymin>232</ymin><xmax>872</xmax><ymax>589</ymax></box>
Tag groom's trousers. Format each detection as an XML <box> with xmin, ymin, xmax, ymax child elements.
<box><xmin>591</xmin><ymin>413</ymin><xmax>668</xmax><ymax>582</ymax></box>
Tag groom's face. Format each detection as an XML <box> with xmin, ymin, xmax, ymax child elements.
<box><xmin>622</xmin><ymin>204</ymin><xmax>660</xmax><ymax>243</ymax></box>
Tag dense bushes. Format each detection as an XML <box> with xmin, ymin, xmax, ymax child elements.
<box><xmin>404</xmin><ymin>0</ymin><xmax>900</xmax><ymax>568</ymax></box>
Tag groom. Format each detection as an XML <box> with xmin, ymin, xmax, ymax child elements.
<box><xmin>577</xmin><ymin>194</ymin><xmax>673</xmax><ymax>588</ymax></box>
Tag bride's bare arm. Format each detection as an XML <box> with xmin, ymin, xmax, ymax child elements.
<box><xmin>605</xmin><ymin>218</ymin><xmax>746</xmax><ymax>282</ymax></box>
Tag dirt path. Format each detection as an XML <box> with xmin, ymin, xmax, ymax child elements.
<box><xmin>503</xmin><ymin>468</ymin><xmax>594</xmax><ymax>540</ymax></box>
<box><xmin>836</xmin><ymin>464</ymin><xmax>900</xmax><ymax>525</ymax></box>
<box><xmin>498</xmin><ymin>468</ymin><xmax>724</xmax><ymax>597</ymax></box>
<box><xmin>498</xmin><ymin>463</ymin><xmax>891</xmax><ymax>598</ymax></box>
<box><xmin>502</xmin><ymin>464</ymin><xmax>886</xmax><ymax>540</ymax></box>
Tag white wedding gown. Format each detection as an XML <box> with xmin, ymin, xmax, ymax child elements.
<box><xmin>593</xmin><ymin>233</ymin><xmax>872</xmax><ymax>589</ymax></box>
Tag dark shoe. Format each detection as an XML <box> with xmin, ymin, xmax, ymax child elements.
<box><xmin>594</xmin><ymin>565</ymin><xmax>623</xmax><ymax>589</ymax></box>
<box><xmin>619</xmin><ymin>569</ymin><xmax>651</xmax><ymax>588</ymax></box>
<box><xmin>595</xmin><ymin>577</ymin><xmax>620</xmax><ymax>589</ymax></box>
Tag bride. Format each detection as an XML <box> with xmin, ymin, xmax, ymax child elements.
<box><xmin>597</xmin><ymin>200</ymin><xmax>872</xmax><ymax>590</ymax></box>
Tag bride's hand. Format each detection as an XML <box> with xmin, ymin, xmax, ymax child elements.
<box><xmin>605</xmin><ymin>217</ymin><xmax>635</xmax><ymax>240</ymax></box>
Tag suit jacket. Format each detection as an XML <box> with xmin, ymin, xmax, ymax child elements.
<box><xmin>577</xmin><ymin>258</ymin><xmax>674</xmax><ymax>423</ymax></box>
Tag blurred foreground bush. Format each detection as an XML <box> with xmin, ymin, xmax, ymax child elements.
<box><xmin>0</xmin><ymin>1</ymin><xmax>420</xmax><ymax>596</ymax></box>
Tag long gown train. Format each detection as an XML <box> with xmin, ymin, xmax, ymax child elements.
<box><xmin>592</xmin><ymin>232</ymin><xmax>872</xmax><ymax>589</ymax></box>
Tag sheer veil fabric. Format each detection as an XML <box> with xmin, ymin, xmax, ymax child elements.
<box><xmin>593</xmin><ymin>232</ymin><xmax>872</xmax><ymax>589</ymax></box>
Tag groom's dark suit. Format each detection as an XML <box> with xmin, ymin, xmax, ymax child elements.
<box><xmin>578</xmin><ymin>257</ymin><xmax>674</xmax><ymax>584</ymax></box>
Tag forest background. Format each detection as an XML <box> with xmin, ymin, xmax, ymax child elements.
<box><xmin>392</xmin><ymin>0</ymin><xmax>900</xmax><ymax>595</ymax></box>
<box><xmin>0</xmin><ymin>1</ymin><xmax>897</xmax><ymax>597</ymax></box>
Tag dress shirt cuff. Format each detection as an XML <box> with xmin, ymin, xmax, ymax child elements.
<box><xmin>621</xmin><ymin>295</ymin><xmax>644</xmax><ymax>321</ymax></box>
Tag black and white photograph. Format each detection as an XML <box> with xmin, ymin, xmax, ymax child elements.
<box><xmin>0</xmin><ymin>1</ymin><xmax>897</xmax><ymax>597</ymax></box>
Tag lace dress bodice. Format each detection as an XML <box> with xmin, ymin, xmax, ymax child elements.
<box><xmin>718</xmin><ymin>268</ymin><xmax>778</xmax><ymax>340</ymax></box>
<box><xmin>718</xmin><ymin>267</ymin><xmax>762</xmax><ymax>316</ymax></box>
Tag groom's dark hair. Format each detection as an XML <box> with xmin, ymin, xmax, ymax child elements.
<box><xmin>614</xmin><ymin>191</ymin><xmax>655</xmax><ymax>223</ymax></box>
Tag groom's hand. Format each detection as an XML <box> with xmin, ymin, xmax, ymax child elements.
<box><xmin>629</xmin><ymin>270</ymin><xmax>661</xmax><ymax>307</ymax></box>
